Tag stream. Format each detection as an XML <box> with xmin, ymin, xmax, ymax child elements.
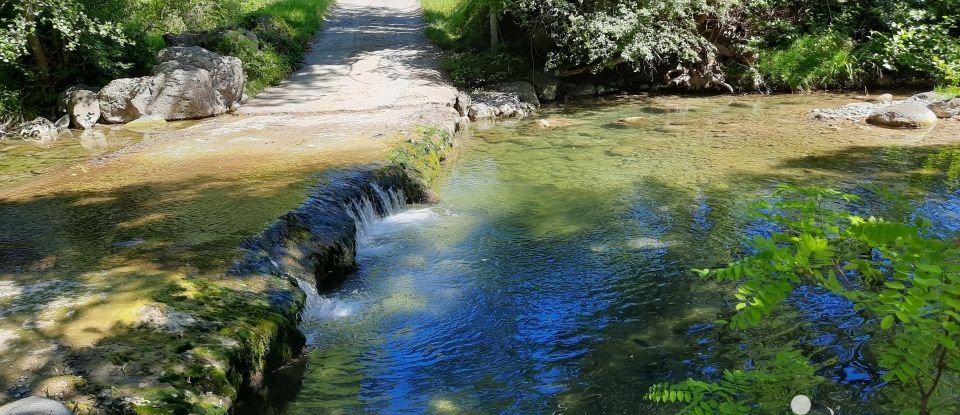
<box><xmin>282</xmin><ymin>95</ymin><xmax>960</xmax><ymax>414</ymax></box>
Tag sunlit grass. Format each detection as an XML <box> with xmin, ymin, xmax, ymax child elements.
<box><xmin>935</xmin><ymin>84</ymin><xmax>960</xmax><ymax>98</ymax></box>
<box><xmin>757</xmin><ymin>34</ymin><xmax>860</xmax><ymax>91</ymax></box>
<box><xmin>420</xmin><ymin>0</ymin><xmax>476</xmax><ymax>48</ymax></box>
<box><xmin>255</xmin><ymin>0</ymin><xmax>333</xmax><ymax>38</ymax></box>
<box><xmin>220</xmin><ymin>0</ymin><xmax>334</xmax><ymax>95</ymax></box>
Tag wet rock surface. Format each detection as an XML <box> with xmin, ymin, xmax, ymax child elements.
<box><xmin>812</xmin><ymin>102</ymin><xmax>891</xmax><ymax>122</ymax></box>
<box><xmin>616</xmin><ymin>116</ymin><xmax>650</xmax><ymax>126</ymax></box>
<box><xmin>535</xmin><ymin>117</ymin><xmax>577</xmax><ymax>129</ymax></box>
<box><xmin>812</xmin><ymin>91</ymin><xmax>959</xmax><ymax>125</ymax></box>
<box><xmin>240</xmin><ymin>165</ymin><xmax>433</xmax><ymax>289</ymax></box>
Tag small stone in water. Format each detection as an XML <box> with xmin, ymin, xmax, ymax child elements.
<box><xmin>112</xmin><ymin>239</ymin><xmax>144</xmax><ymax>248</ymax></box>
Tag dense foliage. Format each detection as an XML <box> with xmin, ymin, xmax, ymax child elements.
<box><xmin>0</xmin><ymin>0</ymin><xmax>332</xmax><ymax>117</ymax></box>
<box><xmin>421</xmin><ymin>0</ymin><xmax>960</xmax><ymax>91</ymax></box>
<box><xmin>647</xmin><ymin>186</ymin><xmax>960</xmax><ymax>414</ymax></box>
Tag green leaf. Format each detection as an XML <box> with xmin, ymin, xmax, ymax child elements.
<box><xmin>880</xmin><ymin>315</ymin><xmax>895</xmax><ymax>330</ymax></box>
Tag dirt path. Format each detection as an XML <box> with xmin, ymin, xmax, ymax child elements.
<box><xmin>0</xmin><ymin>0</ymin><xmax>460</xmax><ymax>409</ymax></box>
<box><xmin>241</xmin><ymin>0</ymin><xmax>456</xmax><ymax>115</ymax></box>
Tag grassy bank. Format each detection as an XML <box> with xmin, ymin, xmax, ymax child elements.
<box><xmin>214</xmin><ymin>0</ymin><xmax>334</xmax><ymax>95</ymax></box>
<box><xmin>420</xmin><ymin>0</ymin><xmax>529</xmax><ymax>88</ymax></box>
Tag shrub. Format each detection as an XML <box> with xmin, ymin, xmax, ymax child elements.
<box><xmin>0</xmin><ymin>86</ymin><xmax>24</xmax><ymax>120</ymax></box>
<box><xmin>421</xmin><ymin>0</ymin><xmax>495</xmax><ymax>50</ymax></box>
<box><xmin>757</xmin><ymin>34</ymin><xmax>860</xmax><ymax>91</ymax></box>
<box><xmin>442</xmin><ymin>49</ymin><xmax>527</xmax><ymax>88</ymax></box>
<box><xmin>215</xmin><ymin>31</ymin><xmax>288</xmax><ymax>96</ymax></box>
<box><xmin>863</xmin><ymin>11</ymin><xmax>960</xmax><ymax>87</ymax></box>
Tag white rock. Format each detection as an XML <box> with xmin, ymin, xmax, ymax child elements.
<box><xmin>64</xmin><ymin>89</ymin><xmax>100</xmax><ymax>129</ymax></box>
<box><xmin>0</xmin><ymin>396</ymin><xmax>72</xmax><ymax>415</ymax></box>
<box><xmin>866</xmin><ymin>102</ymin><xmax>938</xmax><ymax>129</ymax></box>
<box><xmin>98</xmin><ymin>47</ymin><xmax>245</xmax><ymax>123</ymax></box>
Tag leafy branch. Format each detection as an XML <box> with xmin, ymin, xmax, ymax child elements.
<box><xmin>651</xmin><ymin>185</ymin><xmax>960</xmax><ymax>414</ymax></box>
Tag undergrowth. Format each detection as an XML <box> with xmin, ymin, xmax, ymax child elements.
<box><xmin>756</xmin><ymin>34</ymin><xmax>861</xmax><ymax>91</ymax></box>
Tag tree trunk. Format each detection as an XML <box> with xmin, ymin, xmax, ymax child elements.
<box><xmin>24</xmin><ymin>0</ymin><xmax>51</xmax><ymax>75</ymax></box>
<box><xmin>27</xmin><ymin>33</ymin><xmax>50</xmax><ymax>74</ymax></box>
<box><xmin>489</xmin><ymin>8</ymin><xmax>499</xmax><ymax>50</ymax></box>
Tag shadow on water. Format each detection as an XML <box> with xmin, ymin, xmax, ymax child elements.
<box><xmin>0</xmin><ymin>171</ymin><xmax>318</xmax><ymax>409</ymax></box>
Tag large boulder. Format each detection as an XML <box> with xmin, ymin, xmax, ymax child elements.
<box><xmin>156</xmin><ymin>47</ymin><xmax>244</xmax><ymax>105</ymax></box>
<box><xmin>98</xmin><ymin>76</ymin><xmax>162</xmax><ymax>123</ymax></box>
<box><xmin>0</xmin><ymin>396</ymin><xmax>72</xmax><ymax>415</ymax></box>
<box><xmin>63</xmin><ymin>89</ymin><xmax>100</xmax><ymax>129</ymax></box>
<box><xmin>866</xmin><ymin>102</ymin><xmax>938</xmax><ymax>128</ymax></box>
<box><xmin>98</xmin><ymin>47</ymin><xmax>244</xmax><ymax>123</ymax></box>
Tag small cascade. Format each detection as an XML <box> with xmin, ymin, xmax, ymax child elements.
<box><xmin>295</xmin><ymin>278</ymin><xmax>362</xmax><ymax>327</ymax></box>
<box><xmin>296</xmin><ymin>183</ymin><xmax>408</xmax><ymax>325</ymax></box>
<box><xmin>344</xmin><ymin>183</ymin><xmax>407</xmax><ymax>240</ymax></box>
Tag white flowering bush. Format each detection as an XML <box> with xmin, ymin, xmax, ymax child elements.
<box><xmin>0</xmin><ymin>0</ymin><xmax>129</xmax><ymax>70</ymax></box>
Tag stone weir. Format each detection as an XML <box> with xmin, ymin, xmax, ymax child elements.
<box><xmin>235</xmin><ymin>164</ymin><xmax>431</xmax><ymax>290</ymax></box>
<box><xmin>221</xmin><ymin>127</ymin><xmax>453</xmax><ymax>414</ymax></box>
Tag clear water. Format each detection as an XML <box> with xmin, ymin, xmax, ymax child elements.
<box><xmin>284</xmin><ymin>94</ymin><xmax>960</xmax><ymax>414</ymax></box>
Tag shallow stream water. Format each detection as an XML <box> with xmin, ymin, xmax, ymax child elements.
<box><xmin>283</xmin><ymin>94</ymin><xmax>960</xmax><ymax>414</ymax></box>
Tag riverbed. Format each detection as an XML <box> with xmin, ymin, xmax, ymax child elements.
<box><xmin>275</xmin><ymin>94</ymin><xmax>960</xmax><ymax>414</ymax></box>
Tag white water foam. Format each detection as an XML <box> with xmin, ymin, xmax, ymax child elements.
<box><xmin>344</xmin><ymin>183</ymin><xmax>408</xmax><ymax>241</ymax></box>
<box><xmin>297</xmin><ymin>278</ymin><xmax>364</xmax><ymax>322</ymax></box>
<box><xmin>298</xmin><ymin>184</ymin><xmax>429</xmax><ymax>326</ymax></box>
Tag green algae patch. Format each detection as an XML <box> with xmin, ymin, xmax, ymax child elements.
<box><xmin>389</xmin><ymin>127</ymin><xmax>458</xmax><ymax>190</ymax></box>
<box><xmin>67</xmin><ymin>276</ymin><xmax>308</xmax><ymax>415</ymax></box>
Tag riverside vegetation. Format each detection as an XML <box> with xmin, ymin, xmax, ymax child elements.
<box><xmin>647</xmin><ymin>186</ymin><xmax>960</xmax><ymax>415</ymax></box>
<box><xmin>421</xmin><ymin>0</ymin><xmax>960</xmax><ymax>92</ymax></box>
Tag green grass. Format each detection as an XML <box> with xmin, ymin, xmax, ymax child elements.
<box><xmin>421</xmin><ymin>0</ymin><xmax>493</xmax><ymax>49</ymax></box>
<box><xmin>420</xmin><ymin>0</ymin><xmax>468</xmax><ymax>48</ymax></box>
<box><xmin>420</xmin><ymin>0</ymin><xmax>530</xmax><ymax>87</ymax></box>
<box><xmin>228</xmin><ymin>0</ymin><xmax>335</xmax><ymax>95</ymax></box>
<box><xmin>757</xmin><ymin>34</ymin><xmax>861</xmax><ymax>91</ymax></box>
<box><xmin>934</xmin><ymin>84</ymin><xmax>960</xmax><ymax>99</ymax></box>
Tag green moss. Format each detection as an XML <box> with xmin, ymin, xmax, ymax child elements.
<box><xmin>98</xmin><ymin>277</ymin><xmax>307</xmax><ymax>414</ymax></box>
<box><xmin>389</xmin><ymin>128</ymin><xmax>456</xmax><ymax>188</ymax></box>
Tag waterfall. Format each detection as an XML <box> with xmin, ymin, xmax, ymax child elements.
<box><xmin>296</xmin><ymin>183</ymin><xmax>407</xmax><ymax>325</ymax></box>
<box><xmin>295</xmin><ymin>277</ymin><xmax>364</xmax><ymax>326</ymax></box>
<box><xmin>344</xmin><ymin>183</ymin><xmax>407</xmax><ymax>241</ymax></box>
